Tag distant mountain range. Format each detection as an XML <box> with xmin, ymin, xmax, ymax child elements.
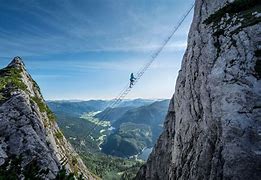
<box><xmin>101</xmin><ymin>100</ymin><xmax>170</xmax><ymax>157</ymax></box>
<box><xmin>48</xmin><ymin>99</ymin><xmax>170</xmax><ymax>159</ymax></box>
<box><xmin>47</xmin><ymin>98</ymin><xmax>170</xmax><ymax>177</ymax></box>
<box><xmin>94</xmin><ymin>106</ymin><xmax>134</xmax><ymax>122</ymax></box>
<box><xmin>113</xmin><ymin>100</ymin><xmax>170</xmax><ymax>128</ymax></box>
<box><xmin>47</xmin><ymin>100</ymin><xmax>109</xmax><ymax>117</ymax></box>
<box><xmin>47</xmin><ymin>98</ymin><xmax>156</xmax><ymax>117</ymax></box>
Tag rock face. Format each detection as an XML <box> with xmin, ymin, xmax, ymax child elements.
<box><xmin>136</xmin><ymin>0</ymin><xmax>261</xmax><ymax>179</ymax></box>
<box><xmin>0</xmin><ymin>57</ymin><xmax>97</xmax><ymax>179</ymax></box>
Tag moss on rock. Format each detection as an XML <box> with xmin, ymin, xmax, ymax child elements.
<box><xmin>31</xmin><ymin>96</ymin><xmax>56</xmax><ymax>122</ymax></box>
<box><xmin>0</xmin><ymin>66</ymin><xmax>27</xmax><ymax>93</ymax></box>
<box><xmin>204</xmin><ymin>0</ymin><xmax>260</xmax><ymax>25</ymax></box>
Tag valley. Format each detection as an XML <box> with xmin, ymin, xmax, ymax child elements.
<box><xmin>47</xmin><ymin>99</ymin><xmax>169</xmax><ymax>178</ymax></box>
<box><xmin>1</xmin><ymin>0</ymin><xmax>260</xmax><ymax>179</ymax></box>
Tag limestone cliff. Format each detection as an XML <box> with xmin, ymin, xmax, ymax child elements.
<box><xmin>0</xmin><ymin>57</ymin><xmax>97</xmax><ymax>179</ymax></box>
<box><xmin>136</xmin><ymin>0</ymin><xmax>261</xmax><ymax>179</ymax></box>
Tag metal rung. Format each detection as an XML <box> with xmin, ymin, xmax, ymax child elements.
<box><xmin>86</xmin><ymin>3</ymin><xmax>195</xmax><ymax>137</ymax></box>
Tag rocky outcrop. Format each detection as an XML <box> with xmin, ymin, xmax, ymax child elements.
<box><xmin>0</xmin><ymin>57</ymin><xmax>97</xmax><ymax>179</ymax></box>
<box><xmin>136</xmin><ymin>0</ymin><xmax>261</xmax><ymax>179</ymax></box>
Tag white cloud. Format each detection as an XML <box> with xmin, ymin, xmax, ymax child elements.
<box><xmin>0</xmin><ymin>0</ymin><xmax>193</xmax><ymax>57</ymax></box>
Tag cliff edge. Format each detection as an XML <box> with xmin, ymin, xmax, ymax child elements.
<box><xmin>0</xmin><ymin>57</ymin><xmax>97</xmax><ymax>179</ymax></box>
<box><xmin>136</xmin><ymin>0</ymin><xmax>261</xmax><ymax>179</ymax></box>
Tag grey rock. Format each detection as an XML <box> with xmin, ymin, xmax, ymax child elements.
<box><xmin>136</xmin><ymin>0</ymin><xmax>261</xmax><ymax>179</ymax></box>
<box><xmin>0</xmin><ymin>58</ymin><xmax>97</xmax><ymax>179</ymax></box>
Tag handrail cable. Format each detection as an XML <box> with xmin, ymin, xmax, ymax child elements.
<box><xmin>86</xmin><ymin>3</ymin><xmax>195</xmax><ymax>137</ymax></box>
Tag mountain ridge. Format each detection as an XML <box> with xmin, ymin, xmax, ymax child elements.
<box><xmin>0</xmin><ymin>57</ymin><xmax>97</xmax><ymax>179</ymax></box>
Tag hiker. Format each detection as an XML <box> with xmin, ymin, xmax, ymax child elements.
<box><xmin>129</xmin><ymin>73</ymin><xmax>136</xmax><ymax>88</ymax></box>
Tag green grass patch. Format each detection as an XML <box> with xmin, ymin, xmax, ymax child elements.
<box><xmin>0</xmin><ymin>66</ymin><xmax>27</xmax><ymax>94</ymax></box>
<box><xmin>31</xmin><ymin>96</ymin><xmax>46</xmax><ymax>113</ymax></box>
<box><xmin>204</xmin><ymin>0</ymin><xmax>260</xmax><ymax>25</ymax></box>
<box><xmin>81</xmin><ymin>112</ymin><xmax>110</xmax><ymax>127</ymax></box>
<box><xmin>55</xmin><ymin>165</ymin><xmax>84</xmax><ymax>180</ymax></box>
<box><xmin>32</xmin><ymin>79</ymin><xmax>41</xmax><ymax>92</ymax></box>
<box><xmin>0</xmin><ymin>66</ymin><xmax>28</xmax><ymax>103</ymax></box>
<box><xmin>72</xmin><ymin>156</ymin><xmax>78</xmax><ymax>166</ymax></box>
<box><xmin>202</xmin><ymin>0</ymin><xmax>260</xmax><ymax>58</ymax></box>
<box><xmin>0</xmin><ymin>93</ymin><xmax>5</xmax><ymax>101</ymax></box>
<box><xmin>31</xmin><ymin>96</ymin><xmax>56</xmax><ymax>122</ymax></box>
<box><xmin>55</xmin><ymin>130</ymin><xmax>64</xmax><ymax>139</ymax></box>
<box><xmin>79</xmin><ymin>151</ymin><xmax>144</xmax><ymax>179</ymax></box>
<box><xmin>0</xmin><ymin>65</ymin><xmax>56</xmax><ymax>123</ymax></box>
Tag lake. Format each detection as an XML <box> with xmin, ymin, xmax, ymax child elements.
<box><xmin>138</xmin><ymin>147</ymin><xmax>153</xmax><ymax>160</ymax></box>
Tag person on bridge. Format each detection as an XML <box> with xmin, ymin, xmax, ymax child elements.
<box><xmin>129</xmin><ymin>73</ymin><xmax>136</xmax><ymax>88</ymax></box>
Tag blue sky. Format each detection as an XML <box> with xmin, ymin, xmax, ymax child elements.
<box><xmin>0</xmin><ymin>0</ymin><xmax>194</xmax><ymax>100</ymax></box>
